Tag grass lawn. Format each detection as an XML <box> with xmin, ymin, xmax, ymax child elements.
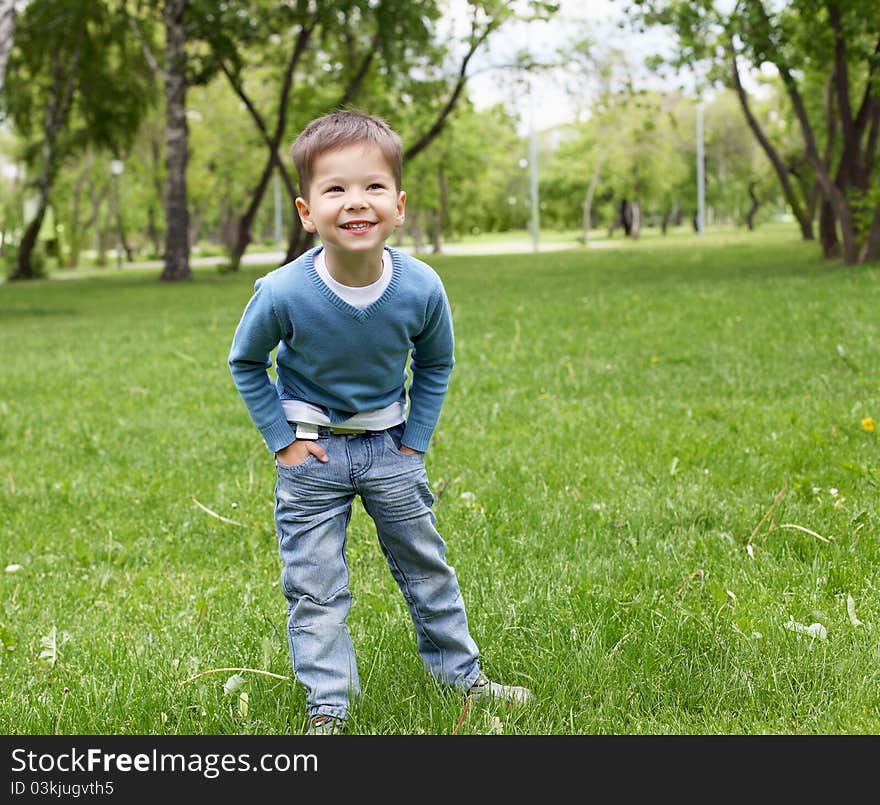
<box><xmin>1</xmin><ymin>225</ymin><xmax>878</xmax><ymax>735</ymax></box>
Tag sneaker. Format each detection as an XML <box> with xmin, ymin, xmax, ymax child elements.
<box><xmin>467</xmin><ymin>672</ymin><xmax>535</xmax><ymax>706</ymax></box>
<box><xmin>306</xmin><ymin>714</ymin><xmax>346</xmax><ymax>735</ymax></box>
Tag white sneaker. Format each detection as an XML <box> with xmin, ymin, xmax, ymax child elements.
<box><xmin>467</xmin><ymin>672</ymin><xmax>535</xmax><ymax>706</ymax></box>
<box><xmin>306</xmin><ymin>714</ymin><xmax>346</xmax><ymax>735</ymax></box>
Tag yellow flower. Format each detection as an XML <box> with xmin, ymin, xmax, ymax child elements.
<box><xmin>862</xmin><ymin>417</ymin><xmax>875</xmax><ymax>432</ymax></box>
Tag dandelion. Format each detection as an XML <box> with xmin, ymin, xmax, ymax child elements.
<box><xmin>861</xmin><ymin>417</ymin><xmax>874</xmax><ymax>432</ymax></box>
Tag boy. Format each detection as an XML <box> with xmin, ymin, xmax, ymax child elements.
<box><xmin>228</xmin><ymin>110</ymin><xmax>533</xmax><ymax>735</ymax></box>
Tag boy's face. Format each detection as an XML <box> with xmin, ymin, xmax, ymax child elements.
<box><xmin>295</xmin><ymin>142</ymin><xmax>406</xmax><ymax>261</ymax></box>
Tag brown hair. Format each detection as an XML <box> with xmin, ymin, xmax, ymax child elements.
<box><xmin>291</xmin><ymin>110</ymin><xmax>403</xmax><ymax>198</ymax></box>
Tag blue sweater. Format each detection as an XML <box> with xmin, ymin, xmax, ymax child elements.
<box><xmin>228</xmin><ymin>246</ymin><xmax>454</xmax><ymax>453</ymax></box>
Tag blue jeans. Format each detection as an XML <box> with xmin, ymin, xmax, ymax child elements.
<box><xmin>274</xmin><ymin>422</ymin><xmax>481</xmax><ymax>720</ymax></box>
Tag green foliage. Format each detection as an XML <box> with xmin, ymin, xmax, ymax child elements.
<box><xmin>628</xmin><ymin>0</ymin><xmax>880</xmax><ymax>261</ymax></box>
<box><xmin>404</xmin><ymin>103</ymin><xmax>528</xmax><ymax>240</ymax></box>
<box><xmin>1</xmin><ymin>227</ymin><xmax>879</xmax><ymax>734</ymax></box>
<box><xmin>5</xmin><ymin>0</ymin><xmax>155</xmax><ymax>163</ymax></box>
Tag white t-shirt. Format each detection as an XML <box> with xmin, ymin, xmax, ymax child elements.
<box><xmin>314</xmin><ymin>248</ymin><xmax>392</xmax><ymax>308</ymax></box>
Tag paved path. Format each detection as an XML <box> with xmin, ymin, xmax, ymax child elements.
<box><xmin>42</xmin><ymin>236</ymin><xmax>621</xmax><ymax>281</ymax></box>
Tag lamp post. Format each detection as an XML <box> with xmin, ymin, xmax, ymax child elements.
<box><xmin>527</xmin><ymin>74</ymin><xmax>540</xmax><ymax>252</ymax></box>
<box><xmin>695</xmin><ymin>104</ymin><xmax>705</xmax><ymax>236</ymax></box>
<box><xmin>110</xmin><ymin>159</ymin><xmax>124</xmax><ymax>268</ymax></box>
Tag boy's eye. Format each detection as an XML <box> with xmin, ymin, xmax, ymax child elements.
<box><xmin>368</xmin><ymin>183</ymin><xmax>385</xmax><ymax>190</ymax></box>
<box><xmin>325</xmin><ymin>186</ymin><xmax>344</xmax><ymax>194</ymax></box>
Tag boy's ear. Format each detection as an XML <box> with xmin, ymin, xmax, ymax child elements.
<box><xmin>395</xmin><ymin>190</ymin><xmax>406</xmax><ymax>226</ymax></box>
<box><xmin>295</xmin><ymin>196</ymin><xmax>317</xmax><ymax>233</ymax></box>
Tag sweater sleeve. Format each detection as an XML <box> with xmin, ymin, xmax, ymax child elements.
<box><xmin>403</xmin><ymin>283</ymin><xmax>455</xmax><ymax>452</ymax></box>
<box><xmin>228</xmin><ymin>277</ymin><xmax>297</xmax><ymax>453</ymax></box>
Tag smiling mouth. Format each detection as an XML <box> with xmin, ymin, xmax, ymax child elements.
<box><xmin>340</xmin><ymin>222</ymin><xmax>375</xmax><ymax>231</ymax></box>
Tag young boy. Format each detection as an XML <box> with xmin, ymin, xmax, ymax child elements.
<box><xmin>228</xmin><ymin>110</ymin><xmax>533</xmax><ymax>735</ymax></box>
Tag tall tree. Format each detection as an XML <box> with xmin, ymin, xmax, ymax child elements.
<box><xmin>202</xmin><ymin>0</ymin><xmax>556</xmax><ymax>271</ymax></box>
<box><xmin>160</xmin><ymin>0</ymin><xmax>190</xmax><ymax>280</ymax></box>
<box><xmin>132</xmin><ymin>0</ymin><xmax>226</xmax><ymax>281</ymax></box>
<box><xmin>4</xmin><ymin>0</ymin><xmax>153</xmax><ymax>280</ymax></box>
<box><xmin>631</xmin><ymin>0</ymin><xmax>880</xmax><ymax>264</ymax></box>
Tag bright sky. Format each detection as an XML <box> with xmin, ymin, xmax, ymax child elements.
<box><xmin>448</xmin><ymin>0</ymin><xmax>680</xmax><ymax>132</ymax></box>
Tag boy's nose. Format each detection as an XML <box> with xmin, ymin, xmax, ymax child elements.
<box><xmin>344</xmin><ymin>191</ymin><xmax>368</xmax><ymax>209</ymax></box>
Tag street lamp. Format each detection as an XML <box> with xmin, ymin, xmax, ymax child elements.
<box><xmin>110</xmin><ymin>159</ymin><xmax>124</xmax><ymax>268</ymax></box>
<box><xmin>695</xmin><ymin>104</ymin><xmax>705</xmax><ymax>236</ymax></box>
<box><xmin>527</xmin><ymin>75</ymin><xmax>539</xmax><ymax>253</ymax></box>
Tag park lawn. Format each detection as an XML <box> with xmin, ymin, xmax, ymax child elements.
<box><xmin>0</xmin><ymin>225</ymin><xmax>878</xmax><ymax>735</ymax></box>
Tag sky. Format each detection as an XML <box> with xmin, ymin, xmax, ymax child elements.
<box><xmin>446</xmin><ymin>0</ymin><xmax>681</xmax><ymax>132</ymax></box>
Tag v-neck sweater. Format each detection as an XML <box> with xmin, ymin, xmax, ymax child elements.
<box><xmin>228</xmin><ymin>246</ymin><xmax>455</xmax><ymax>453</ymax></box>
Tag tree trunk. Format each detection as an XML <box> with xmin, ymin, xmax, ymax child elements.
<box><xmin>0</xmin><ymin>0</ymin><xmax>15</xmax><ymax>95</ymax></box>
<box><xmin>581</xmin><ymin>156</ymin><xmax>602</xmax><ymax>244</ymax></box>
<box><xmin>629</xmin><ymin>201</ymin><xmax>641</xmax><ymax>239</ymax></box>
<box><xmin>284</xmin><ymin>211</ymin><xmax>314</xmax><ymax>263</ymax></box>
<box><xmin>160</xmin><ymin>0</ymin><xmax>190</xmax><ymax>281</ymax></box>
<box><xmin>403</xmin><ymin>18</ymin><xmax>499</xmax><ymax>162</ymax></box>
<box><xmin>819</xmin><ymin>200</ymin><xmax>840</xmax><ymax>258</ymax></box>
<box><xmin>13</xmin><ymin>203</ymin><xmax>48</xmax><ymax>280</ymax></box>
<box><xmin>430</xmin><ymin>209</ymin><xmax>443</xmax><ymax>254</ymax></box>
<box><xmin>409</xmin><ymin>210</ymin><xmax>424</xmax><ymax>253</ymax></box>
<box><xmin>744</xmin><ymin>181</ymin><xmax>759</xmax><ymax>230</ymax></box>
<box><xmin>607</xmin><ymin>211</ymin><xmax>621</xmax><ymax>238</ymax></box>
<box><xmin>764</xmin><ymin>5</ymin><xmax>880</xmax><ymax>264</ymax></box>
<box><xmin>220</xmin><ymin>24</ymin><xmax>313</xmax><ymax>272</ymax></box>
<box><xmin>661</xmin><ymin>202</ymin><xmax>679</xmax><ymax>234</ymax></box>
<box><xmin>228</xmin><ymin>162</ymin><xmax>276</xmax><ymax>272</ymax></box>
<box><xmin>188</xmin><ymin>204</ymin><xmax>204</xmax><ymax>250</ymax></box>
<box><xmin>10</xmin><ymin>46</ymin><xmax>80</xmax><ymax>280</ymax></box>
<box><xmin>730</xmin><ymin>48</ymin><xmax>814</xmax><ymax>241</ymax></box>
<box><xmin>860</xmin><ymin>204</ymin><xmax>880</xmax><ymax>262</ymax></box>
<box><xmin>781</xmin><ymin>70</ymin><xmax>859</xmax><ymax>263</ymax></box>
<box><xmin>620</xmin><ymin>200</ymin><xmax>632</xmax><ymax>236</ymax></box>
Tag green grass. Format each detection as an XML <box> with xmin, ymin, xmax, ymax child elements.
<box><xmin>1</xmin><ymin>225</ymin><xmax>879</xmax><ymax>735</ymax></box>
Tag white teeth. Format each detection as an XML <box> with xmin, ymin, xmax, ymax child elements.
<box><xmin>342</xmin><ymin>222</ymin><xmax>372</xmax><ymax>230</ymax></box>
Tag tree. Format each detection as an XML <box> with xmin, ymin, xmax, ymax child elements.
<box><xmin>202</xmin><ymin>0</ymin><xmax>556</xmax><ymax>271</ymax></box>
<box><xmin>401</xmin><ymin>102</ymin><xmax>525</xmax><ymax>248</ymax></box>
<box><xmin>160</xmin><ymin>0</ymin><xmax>190</xmax><ymax>280</ymax></box>
<box><xmin>4</xmin><ymin>0</ymin><xmax>154</xmax><ymax>280</ymax></box>
<box><xmin>131</xmin><ymin>0</ymin><xmax>231</xmax><ymax>281</ymax></box>
<box><xmin>631</xmin><ymin>0</ymin><xmax>880</xmax><ymax>264</ymax></box>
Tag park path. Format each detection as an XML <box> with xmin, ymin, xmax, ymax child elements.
<box><xmin>45</xmin><ymin>235</ymin><xmax>619</xmax><ymax>280</ymax></box>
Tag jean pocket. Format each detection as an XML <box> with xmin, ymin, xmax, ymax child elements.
<box><xmin>275</xmin><ymin>454</ymin><xmax>317</xmax><ymax>474</ymax></box>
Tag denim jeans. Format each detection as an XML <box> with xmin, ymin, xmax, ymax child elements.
<box><xmin>274</xmin><ymin>422</ymin><xmax>481</xmax><ymax>720</ymax></box>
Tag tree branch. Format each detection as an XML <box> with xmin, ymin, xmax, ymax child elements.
<box><xmin>129</xmin><ymin>16</ymin><xmax>168</xmax><ymax>83</ymax></box>
<box><xmin>337</xmin><ymin>30</ymin><xmax>381</xmax><ymax>109</ymax></box>
<box><xmin>729</xmin><ymin>44</ymin><xmax>808</xmax><ymax>227</ymax></box>
<box><xmin>404</xmin><ymin>15</ymin><xmax>499</xmax><ymax>162</ymax></box>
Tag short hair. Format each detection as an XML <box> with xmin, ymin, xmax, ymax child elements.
<box><xmin>291</xmin><ymin>110</ymin><xmax>403</xmax><ymax>198</ymax></box>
